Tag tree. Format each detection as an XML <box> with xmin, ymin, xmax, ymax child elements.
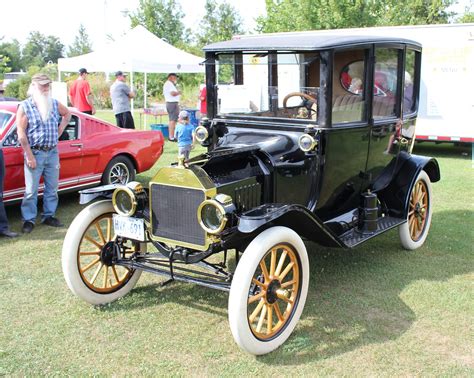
<box><xmin>0</xmin><ymin>38</ymin><xmax>23</xmax><ymax>72</ymax></box>
<box><xmin>22</xmin><ymin>31</ymin><xmax>64</xmax><ymax>67</ymax></box>
<box><xmin>458</xmin><ymin>11</ymin><xmax>474</xmax><ymax>22</ymax></box>
<box><xmin>196</xmin><ymin>0</ymin><xmax>244</xmax><ymax>47</ymax></box>
<box><xmin>0</xmin><ymin>54</ymin><xmax>11</xmax><ymax>77</ymax></box>
<box><xmin>456</xmin><ymin>4</ymin><xmax>474</xmax><ymax>23</ymax></box>
<box><xmin>68</xmin><ymin>24</ymin><xmax>93</xmax><ymax>57</ymax></box>
<box><xmin>129</xmin><ymin>0</ymin><xmax>191</xmax><ymax>46</ymax></box>
<box><xmin>256</xmin><ymin>0</ymin><xmax>455</xmax><ymax>33</ymax></box>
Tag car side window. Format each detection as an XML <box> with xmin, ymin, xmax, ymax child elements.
<box><xmin>403</xmin><ymin>49</ymin><xmax>416</xmax><ymax>115</ymax></box>
<box><xmin>2</xmin><ymin>125</ymin><xmax>19</xmax><ymax>147</ymax></box>
<box><xmin>333</xmin><ymin>50</ymin><xmax>367</xmax><ymax>124</ymax></box>
<box><xmin>373</xmin><ymin>48</ymin><xmax>400</xmax><ymax>119</ymax></box>
<box><xmin>59</xmin><ymin>115</ymin><xmax>79</xmax><ymax>141</ymax></box>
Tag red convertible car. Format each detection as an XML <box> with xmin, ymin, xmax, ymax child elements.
<box><xmin>0</xmin><ymin>102</ymin><xmax>164</xmax><ymax>204</ymax></box>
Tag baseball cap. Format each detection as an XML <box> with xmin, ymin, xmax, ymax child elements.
<box><xmin>79</xmin><ymin>68</ymin><xmax>88</xmax><ymax>74</ymax></box>
<box><xmin>115</xmin><ymin>71</ymin><xmax>127</xmax><ymax>77</ymax></box>
<box><xmin>31</xmin><ymin>73</ymin><xmax>52</xmax><ymax>85</ymax></box>
<box><xmin>178</xmin><ymin>110</ymin><xmax>189</xmax><ymax>119</ymax></box>
<box><xmin>167</xmin><ymin>73</ymin><xmax>179</xmax><ymax>78</ymax></box>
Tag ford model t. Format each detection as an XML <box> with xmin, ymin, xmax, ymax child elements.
<box><xmin>62</xmin><ymin>33</ymin><xmax>440</xmax><ymax>355</ymax></box>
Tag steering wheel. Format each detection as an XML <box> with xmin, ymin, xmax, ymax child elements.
<box><xmin>282</xmin><ymin>92</ymin><xmax>317</xmax><ymax>119</ymax></box>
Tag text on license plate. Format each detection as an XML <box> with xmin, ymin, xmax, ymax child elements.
<box><xmin>113</xmin><ymin>214</ymin><xmax>145</xmax><ymax>241</ymax></box>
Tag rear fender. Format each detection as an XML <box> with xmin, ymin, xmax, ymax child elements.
<box><xmin>237</xmin><ymin>204</ymin><xmax>344</xmax><ymax>248</ymax></box>
<box><xmin>378</xmin><ymin>154</ymin><xmax>440</xmax><ymax>217</ymax></box>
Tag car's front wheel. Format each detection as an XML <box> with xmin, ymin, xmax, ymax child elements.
<box><xmin>62</xmin><ymin>200</ymin><xmax>144</xmax><ymax>305</ymax></box>
<box><xmin>399</xmin><ymin>170</ymin><xmax>433</xmax><ymax>250</ymax></box>
<box><xmin>228</xmin><ymin>226</ymin><xmax>309</xmax><ymax>355</ymax></box>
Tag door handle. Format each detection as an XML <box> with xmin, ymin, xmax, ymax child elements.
<box><xmin>70</xmin><ymin>143</ymin><xmax>83</xmax><ymax>147</ymax></box>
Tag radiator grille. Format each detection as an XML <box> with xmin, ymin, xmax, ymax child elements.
<box><xmin>151</xmin><ymin>184</ymin><xmax>206</xmax><ymax>246</ymax></box>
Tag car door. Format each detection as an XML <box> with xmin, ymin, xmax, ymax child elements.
<box><xmin>366</xmin><ymin>46</ymin><xmax>405</xmax><ymax>182</ymax></box>
<box><xmin>57</xmin><ymin>114</ymin><xmax>82</xmax><ymax>189</ymax></box>
<box><xmin>316</xmin><ymin>47</ymin><xmax>371</xmax><ymax>219</ymax></box>
<box><xmin>2</xmin><ymin>125</ymin><xmax>25</xmax><ymax>202</ymax></box>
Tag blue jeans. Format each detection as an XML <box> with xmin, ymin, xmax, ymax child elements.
<box><xmin>21</xmin><ymin>147</ymin><xmax>60</xmax><ymax>223</ymax></box>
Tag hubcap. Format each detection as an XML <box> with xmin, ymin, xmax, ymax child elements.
<box><xmin>110</xmin><ymin>163</ymin><xmax>130</xmax><ymax>184</ymax></box>
<box><xmin>408</xmin><ymin>179</ymin><xmax>428</xmax><ymax>241</ymax></box>
<box><xmin>100</xmin><ymin>241</ymin><xmax>120</xmax><ymax>266</ymax></box>
<box><xmin>77</xmin><ymin>213</ymin><xmax>138</xmax><ymax>293</ymax></box>
<box><xmin>247</xmin><ymin>244</ymin><xmax>300</xmax><ymax>340</ymax></box>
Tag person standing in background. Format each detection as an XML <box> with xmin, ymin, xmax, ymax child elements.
<box><xmin>163</xmin><ymin>73</ymin><xmax>181</xmax><ymax>141</ymax></box>
<box><xmin>174</xmin><ymin>110</ymin><xmax>195</xmax><ymax>160</ymax></box>
<box><xmin>110</xmin><ymin>71</ymin><xmax>135</xmax><ymax>129</ymax></box>
<box><xmin>199</xmin><ymin>84</ymin><xmax>207</xmax><ymax>117</ymax></box>
<box><xmin>69</xmin><ymin>68</ymin><xmax>95</xmax><ymax>115</ymax></box>
<box><xmin>17</xmin><ymin>73</ymin><xmax>71</xmax><ymax>233</ymax></box>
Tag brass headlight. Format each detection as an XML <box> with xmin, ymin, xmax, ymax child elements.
<box><xmin>298</xmin><ymin>134</ymin><xmax>317</xmax><ymax>152</ymax></box>
<box><xmin>197</xmin><ymin>199</ymin><xmax>227</xmax><ymax>234</ymax></box>
<box><xmin>197</xmin><ymin>194</ymin><xmax>234</xmax><ymax>235</ymax></box>
<box><xmin>195</xmin><ymin>125</ymin><xmax>209</xmax><ymax>143</ymax></box>
<box><xmin>112</xmin><ymin>182</ymin><xmax>144</xmax><ymax>216</ymax></box>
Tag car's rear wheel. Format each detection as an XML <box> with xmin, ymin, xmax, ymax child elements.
<box><xmin>399</xmin><ymin>170</ymin><xmax>433</xmax><ymax>250</ymax></box>
<box><xmin>228</xmin><ymin>226</ymin><xmax>309</xmax><ymax>355</ymax></box>
<box><xmin>62</xmin><ymin>200</ymin><xmax>144</xmax><ymax>305</ymax></box>
<box><xmin>101</xmin><ymin>156</ymin><xmax>135</xmax><ymax>185</ymax></box>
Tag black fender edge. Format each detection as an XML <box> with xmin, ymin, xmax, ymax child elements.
<box><xmin>378</xmin><ymin>153</ymin><xmax>440</xmax><ymax>218</ymax></box>
<box><xmin>237</xmin><ymin>203</ymin><xmax>344</xmax><ymax>248</ymax></box>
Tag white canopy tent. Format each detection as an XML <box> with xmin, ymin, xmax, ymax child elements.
<box><xmin>58</xmin><ymin>25</ymin><xmax>204</xmax><ymax>74</ymax></box>
<box><xmin>58</xmin><ymin>25</ymin><xmax>204</xmax><ymax>124</ymax></box>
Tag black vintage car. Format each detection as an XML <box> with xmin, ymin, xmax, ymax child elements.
<box><xmin>62</xmin><ymin>33</ymin><xmax>440</xmax><ymax>355</ymax></box>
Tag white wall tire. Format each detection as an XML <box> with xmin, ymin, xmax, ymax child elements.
<box><xmin>62</xmin><ymin>200</ymin><xmax>144</xmax><ymax>305</ymax></box>
<box><xmin>399</xmin><ymin>170</ymin><xmax>433</xmax><ymax>250</ymax></box>
<box><xmin>228</xmin><ymin>226</ymin><xmax>309</xmax><ymax>355</ymax></box>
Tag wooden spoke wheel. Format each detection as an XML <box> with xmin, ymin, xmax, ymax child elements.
<box><xmin>62</xmin><ymin>201</ymin><xmax>144</xmax><ymax>305</ymax></box>
<box><xmin>228</xmin><ymin>226</ymin><xmax>309</xmax><ymax>355</ymax></box>
<box><xmin>247</xmin><ymin>244</ymin><xmax>300</xmax><ymax>340</ymax></box>
<box><xmin>78</xmin><ymin>213</ymin><xmax>138</xmax><ymax>294</ymax></box>
<box><xmin>399</xmin><ymin>170</ymin><xmax>433</xmax><ymax>250</ymax></box>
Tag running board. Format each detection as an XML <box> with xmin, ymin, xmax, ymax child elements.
<box><xmin>339</xmin><ymin>216</ymin><xmax>405</xmax><ymax>248</ymax></box>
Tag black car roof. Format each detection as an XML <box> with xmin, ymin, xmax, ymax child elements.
<box><xmin>203</xmin><ymin>33</ymin><xmax>421</xmax><ymax>52</ymax></box>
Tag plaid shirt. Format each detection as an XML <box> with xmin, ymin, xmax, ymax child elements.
<box><xmin>21</xmin><ymin>97</ymin><xmax>60</xmax><ymax>148</ymax></box>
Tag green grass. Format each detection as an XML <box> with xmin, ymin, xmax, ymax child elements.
<box><xmin>0</xmin><ymin>141</ymin><xmax>472</xmax><ymax>376</ymax></box>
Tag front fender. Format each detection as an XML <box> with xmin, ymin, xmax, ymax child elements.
<box><xmin>379</xmin><ymin>154</ymin><xmax>440</xmax><ymax>217</ymax></box>
<box><xmin>238</xmin><ymin>204</ymin><xmax>344</xmax><ymax>248</ymax></box>
<box><xmin>78</xmin><ymin>184</ymin><xmax>122</xmax><ymax>204</ymax></box>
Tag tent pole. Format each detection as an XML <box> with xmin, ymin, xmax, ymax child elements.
<box><xmin>144</xmin><ymin>72</ymin><xmax>147</xmax><ymax>130</ymax></box>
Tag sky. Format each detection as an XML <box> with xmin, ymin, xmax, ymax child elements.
<box><xmin>1</xmin><ymin>0</ymin><xmax>471</xmax><ymax>51</ymax></box>
<box><xmin>1</xmin><ymin>0</ymin><xmax>266</xmax><ymax>49</ymax></box>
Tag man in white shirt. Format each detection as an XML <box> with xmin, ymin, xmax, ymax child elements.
<box><xmin>163</xmin><ymin>73</ymin><xmax>181</xmax><ymax>141</ymax></box>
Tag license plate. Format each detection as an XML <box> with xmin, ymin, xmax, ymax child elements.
<box><xmin>113</xmin><ymin>214</ymin><xmax>145</xmax><ymax>241</ymax></box>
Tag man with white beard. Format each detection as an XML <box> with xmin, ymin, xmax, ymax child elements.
<box><xmin>16</xmin><ymin>73</ymin><xmax>71</xmax><ymax>234</ymax></box>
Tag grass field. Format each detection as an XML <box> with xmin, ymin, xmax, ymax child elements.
<box><xmin>0</xmin><ymin>136</ymin><xmax>472</xmax><ymax>375</ymax></box>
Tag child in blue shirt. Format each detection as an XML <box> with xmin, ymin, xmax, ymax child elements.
<box><xmin>174</xmin><ymin>110</ymin><xmax>195</xmax><ymax>160</ymax></box>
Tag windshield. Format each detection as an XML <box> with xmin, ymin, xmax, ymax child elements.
<box><xmin>214</xmin><ymin>52</ymin><xmax>320</xmax><ymax>122</ymax></box>
<box><xmin>0</xmin><ymin>111</ymin><xmax>13</xmax><ymax>134</ymax></box>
